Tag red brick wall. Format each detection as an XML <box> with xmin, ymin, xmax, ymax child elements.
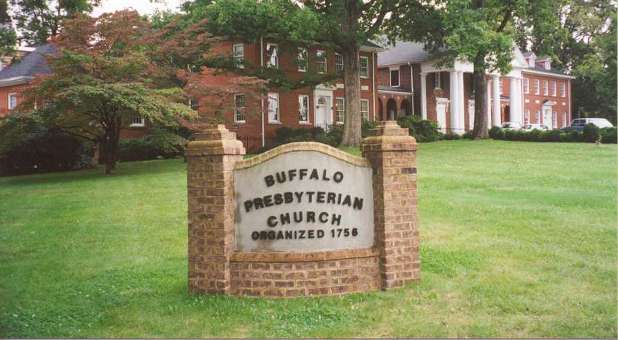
<box><xmin>522</xmin><ymin>73</ymin><xmax>571</xmax><ymax>127</ymax></box>
<box><xmin>0</xmin><ymin>84</ymin><xmax>27</xmax><ymax>118</ymax></box>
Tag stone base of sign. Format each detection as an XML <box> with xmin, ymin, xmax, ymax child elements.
<box><xmin>186</xmin><ymin>122</ymin><xmax>419</xmax><ymax>297</ymax></box>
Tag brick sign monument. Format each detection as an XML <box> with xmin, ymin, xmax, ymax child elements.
<box><xmin>187</xmin><ymin>121</ymin><xmax>420</xmax><ymax>297</ymax></box>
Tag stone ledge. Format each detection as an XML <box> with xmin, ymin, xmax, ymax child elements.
<box><xmin>231</xmin><ymin>247</ymin><xmax>379</xmax><ymax>263</ymax></box>
<box><xmin>234</xmin><ymin>142</ymin><xmax>369</xmax><ymax>169</ymax></box>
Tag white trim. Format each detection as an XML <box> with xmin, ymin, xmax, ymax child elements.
<box><xmin>234</xmin><ymin>93</ymin><xmax>247</xmax><ymax>124</ymax></box>
<box><xmin>232</xmin><ymin>43</ymin><xmax>244</xmax><ymax>69</ymax></box>
<box><xmin>372</xmin><ymin>52</ymin><xmax>377</xmax><ymax>121</ymax></box>
<box><xmin>360</xmin><ymin>55</ymin><xmax>370</xmax><ymax>78</ymax></box>
<box><xmin>7</xmin><ymin>92</ymin><xmax>17</xmax><ymax>110</ymax></box>
<box><xmin>335</xmin><ymin>53</ymin><xmax>344</xmax><ymax>72</ymax></box>
<box><xmin>335</xmin><ymin>97</ymin><xmax>345</xmax><ymax>124</ymax></box>
<box><xmin>378</xmin><ymin>89</ymin><xmax>413</xmax><ymax>95</ymax></box>
<box><xmin>297</xmin><ymin>47</ymin><xmax>308</xmax><ymax>72</ymax></box>
<box><xmin>360</xmin><ymin>98</ymin><xmax>370</xmax><ymax>121</ymax></box>
<box><xmin>522</xmin><ymin>69</ymin><xmax>575</xmax><ymax>79</ymax></box>
<box><xmin>267</xmin><ymin>92</ymin><xmax>280</xmax><ymax>123</ymax></box>
<box><xmin>0</xmin><ymin>76</ymin><xmax>33</xmax><ymax>87</ymax></box>
<box><xmin>316</xmin><ymin>50</ymin><xmax>327</xmax><ymax>74</ymax></box>
<box><xmin>389</xmin><ymin>67</ymin><xmax>400</xmax><ymax>87</ymax></box>
<box><xmin>266</xmin><ymin>43</ymin><xmax>279</xmax><ymax>68</ymax></box>
<box><xmin>298</xmin><ymin>94</ymin><xmax>310</xmax><ymax>123</ymax></box>
<box><xmin>129</xmin><ymin>115</ymin><xmax>145</xmax><ymax>127</ymax></box>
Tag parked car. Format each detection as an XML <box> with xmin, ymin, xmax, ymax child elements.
<box><xmin>523</xmin><ymin>123</ymin><xmax>549</xmax><ymax>131</ymax></box>
<box><xmin>570</xmin><ymin>118</ymin><xmax>614</xmax><ymax>132</ymax></box>
<box><xmin>502</xmin><ymin>122</ymin><xmax>522</xmax><ymax>130</ymax></box>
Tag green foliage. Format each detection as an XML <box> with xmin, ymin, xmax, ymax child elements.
<box><xmin>582</xmin><ymin>123</ymin><xmax>601</xmax><ymax>143</ymax></box>
<box><xmin>488</xmin><ymin>126</ymin><xmax>612</xmax><ymax>144</ymax></box>
<box><xmin>0</xmin><ymin>114</ymin><xmax>93</xmax><ymax>175</ymax></box>
<box><xmin>397</xmin><ymin>115</ymin><xmax>443</xmax><ymax>142</ymax></box>
<box><xmin>361</xmin><ymin>119</ymin><xmax>377</xmax><ymax>138</ymax></box>
<box><xmin>270</xmin><ymin>126</ymin><xmax>343</xmax><ymax>149</ymax></box>
<box><xmin>600</xmin><ymin>127</ymin><xmax>617</xmax><ymax>144</ymax></box>
<box><xmin>118</xmin><ymin>130</ymin><xmax>186</xmax><ymax>162</ymax></box>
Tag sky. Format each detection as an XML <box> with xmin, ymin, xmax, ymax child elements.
<box><xmin>92</xmin><ymin>0</ymin><xmax>185</xmax><ymax>16</ymax></box>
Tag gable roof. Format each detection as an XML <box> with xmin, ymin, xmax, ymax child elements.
<box><xmin>378</xmin><ymin>41</ymin><xmax>430</xmax><ymax>66</ymax></box>
<box><xmin>0</xmin><ymin>44</ymin><xmax>56</xmax><ymax>84</ymax></box>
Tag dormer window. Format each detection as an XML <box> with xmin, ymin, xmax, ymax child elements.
<box><xmin>544</xmin><ymin>60</ymin><xmax>551</xmax><ymax>70</ymax></box>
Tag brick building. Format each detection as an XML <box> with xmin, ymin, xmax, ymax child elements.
<box><xmin>200</xmin><ymin>41</ymin><xmax>382</xmax><ymax>150</ymax></box>
<box><xmin>376</xmin><ymin>41</ymin><xmax>575</xmax><ymax>133</ymax></box>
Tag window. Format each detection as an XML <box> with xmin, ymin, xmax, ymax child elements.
<box><xmin>298</xmin><ymin>95</ymin><xmax>309</xmax><ymax>123</ymax></box>
<box><xmin>524</xmin><ymin>110</ymin><xmax>530</xmax><ymax>124</ymax></box>
<box><xmin>266</xmin><ymin>43</ymin><xmax>278</xmax><ymax>68</ymax></box>
<box><xmin>360</xmin><ymin>99</ymin><xmax>370</xmax><ymax>121</ymax></box>
<box><xmin>316</xmin><ymin>50</ymin><xmax>327</xmax><ymax>73</ymax></box>
<box><xmin>498</xmin><ymin>79</ymin><xmax>503</xmax><ymax>95</ymax></box>
<box><xmin>523</xmin><ymin>78</ymin><xmax>529</xmax><ymax>94</ymax></box>
<box><xmin>434</xmin><ymin>72</ymin><xmax>441</xmax><ymax>89</ymax></box>
<box><xmin>543</xmin><ymin>80</ymin><xmax>548</xmax><ymax>95</ymax></box>
<box><xmin>7</xmin><ymin>93</ymin><xmax>17</xmax><ymax>110</ymax></box>
<box><xmin>552</xmin><ymin>111</ymin><xmax>557</xmax><ymax>127</ymax></box>
<box><xmin>359</xmin><ymin>56</ymin><xmax>369</xmax><ymax>78</ymax></box>
<box><xmin>233</xmin><ymin>43</ymin><xmax>244</xmax><ymax>69</ymax></box>
<box><xmin>390</xmin><ymin>68</ymin><xmax>400</xmax><ymax>87</ymax></box>
<box><xmin>550</xmin><ymin>80</ymin><xmax>556</xmax><ymax>96</ymax></box>
<box><xmin>267</xmin><ymin>92</ymin><xmax>279</xmax><ymax>123</ymax></box>
<box><xmin>297</xmin><ymin>48</ymin><xmax>308</xmax><ymax>72</ymax></box>
<box><xmin>335</xmin><ymin>53</ymin><xmax>344</xmax><ymax>72</ymax></box>
<box><xmin>335</xmin><ymin>97</ymin><xmax>345</xmax><ymax>124</ymax></box>
<box><xmin>534</xmin><ymin>79</ymin><xmax>540</xmax><ymax>95</ymax></box>
<box><xmin>234</xmin><ymin>94</ymin><xmax>246</xmax><ymax>123</ymax></box>
<box><xmin>560</xmin><ymin>82</ymin><xmax>566</xmax><ymax>97</ymax></box>
<box><xmin>130</xmin><ymin>115</ymin><xmax>145</xmax><ymax>127</ymax></box>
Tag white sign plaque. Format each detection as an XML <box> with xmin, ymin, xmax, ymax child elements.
<box><xmin>234</xmin><ymin>149</ymin><xmax>374</xmax><ymax>252</ymax></box>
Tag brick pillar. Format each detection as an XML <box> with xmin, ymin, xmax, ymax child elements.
<box><xmin>362</xmin><ymin>121</ymin><xmax>420</xmax><ymax>289</ymax></box>
<box><xmin>186</xmin><ymin>124</ymin><xmax>245</xmax><ymax>294</ymax></box>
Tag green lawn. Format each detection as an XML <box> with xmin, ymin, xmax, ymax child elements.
<box><xmin>1</xmin><ymin>140</ymin><xmax>616</xmax><ymax>338</ymax></box>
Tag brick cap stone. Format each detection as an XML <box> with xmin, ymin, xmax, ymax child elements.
<box><xmin>235</xmin><ymin>141</ymin><xmax>369</xmax><ymax>170</ymax></box>
<box><xmin>186</xmin><ymin>124</ymin><xmax>246</xmax><ymax>156</ymax></box>
<box><xmin>231</xmin><ymin>248</ymin><xmax>379</xmax><ymax>263</ymax></box>
<box><xmin>361</xmin><ymin>120</ymin><xmax>417</xmax><ymax>152</ymax></box>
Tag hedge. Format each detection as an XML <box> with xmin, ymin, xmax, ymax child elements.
<box><xmin>489</xmin><ymin>125</ymin><xmax>616</xmax><ymax>144</ymax></box>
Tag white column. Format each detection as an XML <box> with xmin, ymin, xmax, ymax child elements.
<box><xmin>492</xmin><ymin>74</ymin><xmax>501</xmax><ymax>126</ymax></box>
<box><xmin>509</xmin><ymin>77</ymin><xmax>522</xmax><ymax>124</ymax></box>
<box><xmin>449</xmin><ymin>71</ymin><xmax>459</xmax><ymax>134</ymax></box>
<box><xmin>457</xmin><ymin>71</ymin><xmax>465</xmax><ymax>134</ymax></box>
<box><xmin>420</xmin><ymin>72</ymin><xmax>428</xmax><ymax>119</ymax></box>
<box><xmin>486</xmin><ymin>79</ymin><xmax>492</xmax><ymax>127</ymax></box>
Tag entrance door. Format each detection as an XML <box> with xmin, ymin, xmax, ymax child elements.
<box><xmin>436</xmin><ymin>99</ymin><xmax>447</xmax><ymax>132</ymax></box>
<box><xmin>315</xmin><ymin>94</ymin><xmax>332</xmax><ymax>129</ymax></box>
<box><xmin>543</xmin><ymin>106</ymin><xmax>553</xmax><ymax>129</ymax></box>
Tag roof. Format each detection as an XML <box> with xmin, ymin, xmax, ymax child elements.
<box><xmin>522</xmin><ymin>51</ymin><xmax>536</xmax><ymax>58</ymax></box>
<box><xmin>0</xmin><ymin>44</ymin><xmax>56</xmax><ymax>81</ymax></box>
<box><xmin>524</xmin><ymin>65</ymin><xmax>575</xmax><ymax>78</ymax></box>
<box><xmin>378</xmin><ymin>41</ymin><xmax>430</xmax><ymax>66</ymax></box>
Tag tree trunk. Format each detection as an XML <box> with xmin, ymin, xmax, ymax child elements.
<box><xmin>472</xmin><ymin>55</ymin><xmax>489</xmax><ymax>139</ymax></box>
<box><xmin>102</xmin><ymin>117</ymin><xmax>121</xmax><ymax>175</ymax></box>
<box><xmin>341</xmin><ymin>45</ymin><xmax>362</xmax><ymax>146</ymax></box>
<box><xmin>340</xmin><ymin>0</ymin><xmax>362</xmax><ymax>147</ymax></box>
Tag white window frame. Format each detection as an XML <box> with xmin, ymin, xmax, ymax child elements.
<box><xmin>335</xmin><ymin>97</ymin><xmax>345</xmax><ymax>124</ymax></box>
<box><xmin>390</xmin><ymin>67</ymin><xmax>400</xmax><ymax>87</ymax></box>
<box><xmin>534</xmin><ymin>79</ymin><xmax>540</xmax><ymax>95</ymax></box>
<box><xmin>525</xmin><ymin>110</ymin><xmax>530</xmax><ymax>124</ymax></box>
<box><xmin>297</xmin><ymin>48</ymin><xmax>308</xmax><ymax>72</ymax></box>
<box><xmin>234</xmin><ymin>94</ymin><xmax>246</xmax><ymax>123</ymax></box>
<box><xmin>233</xmin><ymin>43</ymin><xmax>244</xmax><ymax>69</ymax></box>
<box><xmin>335</xmin><ymin>53</ymin><xmax>344</xmax><ymax>72</ymax></box>
<box><xmin>7</xmin><ymin>93</ymin><xmax>17</xmax><ymax>110</ymax></box>
<box><xmin>434</xmin><ymin>72</ymin><xmax>441</xmax><ymax>89</ymax></box>
<box><xmin>316</xmin><ymin>50</ymin><xmax>327</xmax><ymax>74</ymax></box>
<box><xmin>523</xmin><ymin>78</ymin><xmax>529</xmax><ymax>94</ymax></box>
<box><xmin>266</xmin><ymin>43</ymin><xmax>278</xmax><ymax>68</ymax></box>
<box><xmin>543</xmin><ymin>80</ymin><xmax>549</xmax><ymax>96</ymax></box>
<box><xmin>560</xmin><ymin>82</ymin><xmax>566</xmax><ymax>97</ymax></box>
<box><xmin>551</xmin><ymin>80</ymin><xmax>557</xmax><ymax>96</ymax></box>
<box><xmin>360</xmin><ymin>99</ymin><xmax>370</xmax><ymax>121</ymax></box>
<box><xmin>359</xmin><ymin>56</ymin><xmax>369</xmax><ymax>78</ymax></box>
<box><xmin>498</xmin><ymin>79</ymin><xmax>503</xmax><ymax>95</ymax></box>
<box><xmin>130</xmin><ymin>115</ymin><xmax>145</xmax><ymax>127</ymax></box>
<box><xmin>267</xmin><ymin>92</ymin><xmax>280</xmax><ymax>123</ymax></box>
<box><xmin>298</xmin><ymin>95</ymin><xmax>309</xmax><ymax>123</ymax></box>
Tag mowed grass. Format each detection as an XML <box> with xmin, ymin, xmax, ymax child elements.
<box><xmin>0</xmin><ymin>140</ymin><xmax>616</xmax><ymax>338</ymax></box>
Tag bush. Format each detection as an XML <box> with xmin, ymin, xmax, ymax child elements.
<box><xmin>560</xmin><ymin>130</ymin><xmax>582</xmax><ymax>143</ymax></box>
<box><xmin>462</xmin><ymin>131</ymin><xmax>475</xmax><ymax>140</ymax></box>
<box><xmin>397</xmin><ymin>115</ymin><xmax>442</xmax><ymax>142</ymax></box>
<box><xmin>0</xmin><ymin>115</ymin><xmax>94</xmax><ymax>176</ymax></box>
<box><xmin>600</xmin><ymin>127</ymin><xmax>617</xmax><ymax>144</ymax></box>
<box><xmin>489</xmin><ymin>126</ymin><xmax>504</xmax><ymax>139</ymax></box>
<box><xmin>269</xmin><ymin>125</ymin><xmax>343</xmax><ymax>151</ymax></box>
<box><xmin>582</xmin><ymin>123</ymin><xmax>601</xmax><ymax>143</ymax></box>
<box><xmin>118</xmin><ymin>128</ymin><xmax>186</xmax><ymax>162</ymax></box>
<box><xmin>361</xmin><ymin>119</ymin><xmax>377</xmax><ymax>138</ymax></box>
<box><xmin>443</xmin><ymin>133</ymin><xmax>461</xmax><ymax>140</ymax></box>
<box><xmin>540</xmin><ymin>129</ymin><xmax>562</xmax><ymax>142</ymax></box>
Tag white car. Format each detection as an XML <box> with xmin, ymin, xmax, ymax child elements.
<box><xmin>523</xmin><ymin>123</ymin><xmax>549</xmax><ymax>131</ymax></box>
<box><xmin>502</xmin><ymin>122</ymin><xmax>522</xmax><ymax>130</ymax></box>
<box><xmin>570</xmin><ymin>118</ymin><xmax>614</xmax><ymax>131</ymax></box>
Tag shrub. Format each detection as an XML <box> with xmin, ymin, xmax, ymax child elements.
<box><xmin>560</xmin><ymin>130</ymin><xmax>582</xmax><ymax>143</ymax></box>
<box><xmin>361</xmin><ymin>119</ymin><xmax>377</xmax><ymax>138</ymax></box>
<box><xmin>398</xmin><ymin>115</ymin><xmax>442</xmax><ymax>142</ymax></box>
<box><xmin>269</xmin><ymin>125</ymin><xmax>343</xmax><ymax>150</ymax></box>
<box><xmin>582</xmin><ymin>123</ymin><xmax>601</xmax><ymax>143</ymax></box>
<box><xmin>489</xmin><ymin>126</ymin><xmax>504</xmax><ymax>139</ymax></box>
<box><xmin>600</xmin><ymin>127</ymin><xmax>617</xmax><ymax>144</ymax></box>
<box><xmin>117</xmin><ymin>128</ymin><xmax>186</xmax><ymax>162</ymax></box>
<box><xmin>443</xmin><ymin>133</ymin><xmax>461</xmax><ymax>140</ymax></box>
<box><xmin>0</xmin><ymin>115</ymin><xmax>94</xmax><ymax>176</ymax></box>
<box><xmin>462</xmin><ymin>131</ymin><xmax>475</xmax><ymax>140</ymax></box>
<box><xmin>541</xmin><ymin>129</ymin><xmax>562</xmax><ymax>142</ymax></box>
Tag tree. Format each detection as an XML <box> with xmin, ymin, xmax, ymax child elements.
<box><xmin>23</xmin><ymin>11</ymin><xmax>196</xmax><ymax>174</ymax></box>
<box><xmin>185</xmin><ymin>0</ymin><xmax>397</xmax><ymax>147</ymax></box>
<box><xmin>10</xmin><ymin>0</ymin><xmax>100</xmax><ymax>46</ymax></box>
<box><xmin>0</xmin><ymin>0</ymin><xmax>16</xmax><ymax>55</ymax></box>
<box><xmin>389</xmin><ymin>0</ymin><xmax>554</xmax><ymax>139</ymax></box>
